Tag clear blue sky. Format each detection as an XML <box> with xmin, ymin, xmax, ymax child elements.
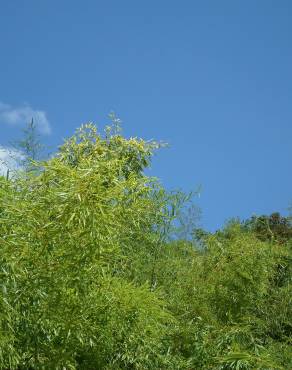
<box><xmin>1</xmin><ymin>1</ymin><xmax>291</xmax><ymax>230</ymax></box>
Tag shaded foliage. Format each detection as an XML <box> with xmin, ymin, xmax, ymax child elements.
<box><xmin>243</xmin><ymin>212</ymin><xmax>292</xmax><ymax>244</ymax></box>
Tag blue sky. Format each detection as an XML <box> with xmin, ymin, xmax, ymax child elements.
<box><xmin>0</xmin><ymin>1</ymin><xmax>291</xmax><ymax>230</ymax></box>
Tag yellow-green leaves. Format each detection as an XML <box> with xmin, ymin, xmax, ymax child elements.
<box><xmin>0</xmin><ymin>122</ymin><xmax>174</xmax><ymax>369</ymax></box>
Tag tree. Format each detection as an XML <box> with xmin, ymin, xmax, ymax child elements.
<box><xmin>0</xmin><ymin>122</ymin><xmax>178</xmax><ymax>369</ymax></box>
<box><xmin>243</xmin><ymin>212</ymin><xmax>292</xmax><ymax>244</ymax></box>
<box><xmin>12</xmin><ymin>118</ymin><xmax>45</xmax><ymax>172</ymax></box>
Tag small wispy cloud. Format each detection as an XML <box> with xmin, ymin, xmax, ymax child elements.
<box><xmin>0</xmin><ymin>102</ymin><xmax>51</xmax><ymax>135</ymax></box>
<box><xmin>0</xmin><ymin>146</ymin><xmax>23</xmax><ymax>177</ymax></box>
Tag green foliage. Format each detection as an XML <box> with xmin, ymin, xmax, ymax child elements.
<box><xmin>0</xmin><ymin>121</ymin><xmax>291</xmax><ymax>369</ymax></box>
<box><xmin>0</xmin><ymin>123</ymin><xmax>175</xmax><ymax>369</ymax></box>
<box><xmin>243</xmin><ymin>212</ymin><xmax>292</xmax><ymax>244</ymax></box>
<box><xmin>149</xmin><ymin>222</ymin><xmax>292</xmax><ymax>369</ymax></box>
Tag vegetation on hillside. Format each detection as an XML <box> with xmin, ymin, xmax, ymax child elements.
<box><xmin>0</xmin><ymin>121</ymin><xmax>291</xmax><ymax>369</ymax></box>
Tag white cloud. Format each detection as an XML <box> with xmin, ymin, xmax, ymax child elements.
<box><xmin>0</xmin><ymin>146</ymin><xmax>23</xmax><ymax>177</ymax></box>
<box><xmin>0</xmin><ymin>102</ymin><xmax>51</xmax><ymax>135</ymax></box>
